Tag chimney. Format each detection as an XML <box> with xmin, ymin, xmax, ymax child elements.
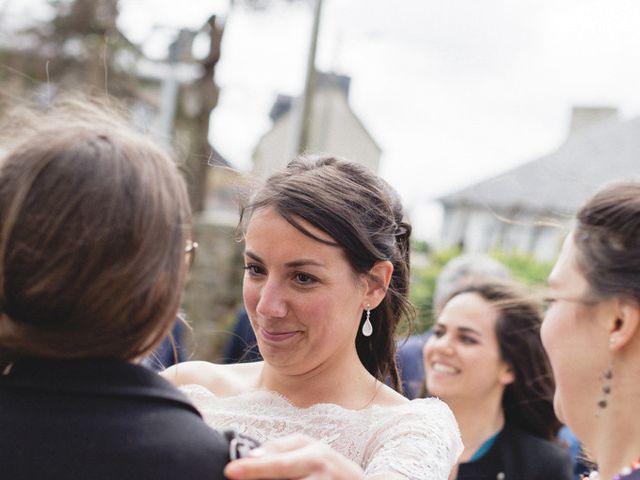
<box><xmin>568</xmin><ymin>106</ymin><xmax>618</xmax><ymax>137</ymax></box>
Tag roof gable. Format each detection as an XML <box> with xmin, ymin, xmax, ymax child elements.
<box><xmin>440</xmin><ymin>116</ymin><xmax>640</xmax><ymax>214</ymax></box>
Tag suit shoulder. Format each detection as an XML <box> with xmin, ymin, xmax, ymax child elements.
<box><xmin>138</xmin><ymin>411</ymin><xmax>231</xmax><ymax>472</ymax></box>
<box><xmin>505</xmin><ymin>427</ymin><xmax>573</xmax><ymax>478</ymax></box>
<box><xmin>507</xmin><ymin>428</ymin><xmax>568</xmax><ymax>455</ymax></box>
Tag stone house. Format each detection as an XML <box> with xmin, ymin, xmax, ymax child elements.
<box><xmin>252</xmin><ymin>72</ymin><xmax>382</xmax><ymax>177</ymax></box>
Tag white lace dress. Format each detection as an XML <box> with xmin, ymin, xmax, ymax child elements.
<box><xmin>182</xmin><ymin>385</ymin><xmax>462</xmax><ymax>479</ymax></box>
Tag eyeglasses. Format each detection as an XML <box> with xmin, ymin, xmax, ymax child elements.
<box><xmin>542</xmin><ymin>295</ymin><xmax>598</xmax><ymax>312</ymax></box>
<box><xmin>185</xmin><ymin>239</ymin><xmax>198</xmax><ymax>269</ymax></box>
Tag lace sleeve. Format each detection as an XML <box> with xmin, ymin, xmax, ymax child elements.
<box><xmin>363</xmin><ymin>398</ymin><xmax>462</xmax><ymax>480</ymax></box>
<box><xmin>179</xmin><ymin>384</ymin><xmax>233</xmax><ymax>429</ymax></box>
<box><xmin>180</xmin><ymin>383</ymin><xmax>214</xmax><ymax>405</ymax></box>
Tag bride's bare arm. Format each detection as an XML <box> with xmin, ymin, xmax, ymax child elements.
<box><xmin>159</xmin><ymin>361</ymin><xmax>212</xmax><ymax>386</ymax></box>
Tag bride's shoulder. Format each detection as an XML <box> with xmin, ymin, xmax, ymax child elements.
<box><xmin>373</xmin><ymin>384</ymin><xmax>455</xmax><ymax>419</ymax></box>
<box><xmin>372</xmin><ymin>382</ymin><xmax>410</xmax><ymax>407</ymax></box>
<box><xmin>161</xmin><ymin>360</ymin><xmax>263</xmax><ymax>397</ymax></box>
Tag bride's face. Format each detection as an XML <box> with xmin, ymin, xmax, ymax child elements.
<box><xmin>242</xmin><ymin>207</ymin><xmax>367</xmax><ymax>374</ymax></box>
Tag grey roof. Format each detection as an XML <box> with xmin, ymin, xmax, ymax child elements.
<box><xmin>268</xmin><ymin>72</ymin><xmax>351</xmax><ymax>122</ymax></box>
<box><xmin>439</xmin><ymin>116</ymin><xmax>640</xmax><ymax>215</ymax></box>
<box><xmin>269</xmin><ymin>94</ymin><xmax>295</xmax><ymax>123</ymax></box>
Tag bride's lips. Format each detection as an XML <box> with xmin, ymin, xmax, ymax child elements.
<box><xmin>259</xmin><ymin>328</ymin><xmax>301</xmax><ymax>343</ymax></box>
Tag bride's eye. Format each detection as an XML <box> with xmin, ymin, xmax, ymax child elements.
<box><xmin>243</xmin><ymin>264</ymin><xmax>265</xmax><ymax>277</ymax></box>
<box><xmin>294</xmin><ymin>272</ymin><xmax>318</xmax><ymax>286</ymax></box>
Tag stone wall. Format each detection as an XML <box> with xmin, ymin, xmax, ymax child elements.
<box><xmin>181</xmin><ymin>212</ymin><xmax>244</xmax><ymax>361</ymax></box>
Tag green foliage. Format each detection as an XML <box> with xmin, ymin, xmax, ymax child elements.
<box><xmin>408</xmin><ymin>247</ymin><xmax>461</xmax><ymax>335</ymax></box>
<box><xmin>489</xmin><ymin>249</ymin><xmax>555</xmax><ymax>286</ymax></box>
<box><xmin>410</xmin><ymin>239</ymin><xmax>431</xmax><ymax>255</ymax></box>
<box><xmin>408</xmin><ymin>248</ymin><xmax>555</xmax><ymax>334</ymax></box>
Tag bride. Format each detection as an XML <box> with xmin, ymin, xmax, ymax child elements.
<box><xmin>163</xmin><ymin>156</ymin><xmax>462</xmax><ymax>479</ymax></box>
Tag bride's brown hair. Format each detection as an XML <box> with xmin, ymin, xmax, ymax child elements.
<box><xmin>240</xmin><ymin>155</ymin><xmax>414</xmax><ymax>392</ymax></box>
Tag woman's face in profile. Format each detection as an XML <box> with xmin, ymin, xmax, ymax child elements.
<box><xmin>241</xmin><ymin>206</ymin><xmax>368</xmax><ymax>375</ymax></box>
<box><xmin>423</xmin><ymin>292</ymin><xmax>514</xmax><ymax>405</ymax></box>
<box><xmin>541</xmin><ymin>233</ymin><xmax>611</xmax><ymax>441</ymax></box>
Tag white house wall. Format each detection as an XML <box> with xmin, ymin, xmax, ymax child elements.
<box><xmin>252</xmin><ymin>87</ymin><xmax>382</xmax><ymax>178</ymax></box>
<box><xmin>440</xmin><ymin>205</ymin><xmax>567</xmax><ymax>261</ymax></box>
<box><xmin>464</xmin><ymin>208</ymin><xmax>499</xmax><ymax>253</ymax></box>
<box><xmin>531</xmin><ymin>225</ymin><xmax>566</xmax><ymax>262</ymax></box>
<box><xmin>252</xmin><ymin>112</ymin><xmax>299</xmax><ymax>178</ymax></box>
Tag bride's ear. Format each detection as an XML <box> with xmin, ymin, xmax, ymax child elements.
<box><xmin>363</xmin><ymin>260</ymin><xmax>393</xmax><ymax>309</ymax></box>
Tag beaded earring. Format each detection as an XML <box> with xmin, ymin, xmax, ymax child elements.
<box><xmin>597</xmin><ymin>336</ymin><xmax>617</xmax><ymax>412</ymax></box>
<box><xmin>597</xmin><ymin>368</ymin><xmax>613</xmax><ymax>410</ymax></box>
<box><xmin>362</xmin><ymin>305</ymin><xmax>373</xmax><ymax>337</ymax></box>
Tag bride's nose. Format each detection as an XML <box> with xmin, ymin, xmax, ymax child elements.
<box><xmin>255</xmin><ymin>278</ymin><xmax>287</xmax><ymax>319</ymax></box>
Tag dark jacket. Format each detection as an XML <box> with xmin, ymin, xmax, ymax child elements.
<box><xmin>457</xmin><ymin>425</ymin><xmax>573</xmax><ymax>480</ymax></box>
<box><xmin>221</xmin><ymin>309</ymin><xmax>261</xmax><ymax>364</ymax></box>
<box><xmin>0</xmin><ymin>358</ymin><xmax>231</xmax><ymax>480</ymax></box>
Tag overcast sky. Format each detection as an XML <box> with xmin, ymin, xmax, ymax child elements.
<box><xmin>4</xmin><ymin>0</ymin><xmax>640</xmax><ymax>240</ymax></box>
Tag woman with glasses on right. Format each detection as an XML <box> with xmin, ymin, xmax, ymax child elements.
<box><xmin>542</xmin><ymin>181</ymin><xmax>640</xmax><ymax>480</ymax></box>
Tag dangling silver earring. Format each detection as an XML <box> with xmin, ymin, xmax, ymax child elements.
<box><xmin>362</xmin><ymin>304</ymin><xmax>373</xmax><ymax>337</ymax></box>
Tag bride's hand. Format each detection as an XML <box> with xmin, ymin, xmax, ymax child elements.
<box><xmin>223</xmin><ymin>434</ymin><xmax>365</xmax><ymax>480</ymax></box>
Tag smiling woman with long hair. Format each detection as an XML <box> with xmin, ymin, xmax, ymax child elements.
<box><xmin>423</xmin><ymin>280</ymin><xmax>572</xmax><ymax>480</ymax></box>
